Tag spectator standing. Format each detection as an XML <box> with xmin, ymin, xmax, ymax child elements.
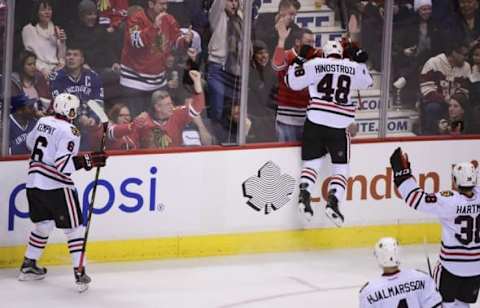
<box><xmin>248</xmin><ymin>40</ymin><xmax>277</xmax><ymax>143</ymax></box>
<box><xmin>9</xmin><ymin>94</ymin><xmax>37</xmax><ymax>155</ymax></box>
<box><xmin>120</xmin><ymin>0</ymin><xmax>192</xmax><ymax>116</ymax></box>
<box><xmin>419</xmin><ymin>42</ymin><xmax>471</xmax><ymax>134</ymax></box>
<box><xmin>22</xmin><ymin>0</ymin><xmax>67</xmax><ymax>79</ymax></box>
<box><xmin>98</xmin><ymin>0</ymin><xmax>129</xmax><ymax>31</ymax></box>
<box><xmin>468</xmin><ymin>42</ymin><xmax>480</xmax><ymax>133</ymax></box>
<box><xmin>392</xmin><ymin>0</ymin><xmax>442</xmax><ymax>108</ymax></box>
<box><xmin>206</xmin><ymin>0</ymin><xmax>243</xmax><ymax>135</ymax></box>
<box><xmin>68</xmin><ymin>0</ymin><xmax>121</xmax><ymax>102</ymax></box>
<box><xmin>134</xmin><ymin>70</ymin><xmax>205</xmax><ymax>148</ymax></box>
<box><xmin>49</xmin><ymin>46</ymin><xmax>104</xmax><ymax>150</ymax></box>
<box><xmin>272</xmin><ymin>27</ymin><xmax>319</xmax><ymax>141</ymax></box>
<box><xmin>361</xmin><ymin>1</ymin><xmax>383</xmax><ymax>71</ymax></box>
<box><xmin>450</xmin><ymin>0</ymin><xmax>480</xmax><ymax>49</ymax></box>
<box><xmin>253</xmin><ymin>0</ymin><xmax>300</xmax><ymax>55</ymax></box>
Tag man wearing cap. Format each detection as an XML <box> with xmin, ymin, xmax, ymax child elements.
<box><xmin>392</xmin><ymin>0</ymin><xmax>442</xmax><ymax>108</ymax></box>
<box><xmin>9</xmin><ymin>94</ymin><xmax>38</xmax><ymax>155</ymax></box>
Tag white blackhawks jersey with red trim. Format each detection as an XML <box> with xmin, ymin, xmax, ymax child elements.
<box><xmin>359</xmin><ymin>269</ymin><xmax>442</xmax><ymax>308</ymax></box>
<box><xmin>26</xmin><ymin>116</ymin><xmax>80</xmax><ymax>190</ymax></box>
<box><xmin>286</xmin><ymin>57</ymin><xmax>373</xmax><ymax>128</ymax></box>
<box><xmin>398</xmin><ymin>177</ymin><xmax>480</xmax><ymax>277</ymax></box>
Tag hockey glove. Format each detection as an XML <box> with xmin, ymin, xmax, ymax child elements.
<box><xmin>73</xmin><ymin>152</ymin><xmax>108</xmax><ymax>171</ymax></box>
<box><xmin>293</xmin><ymin>44</ymin><xmax>316</xmax><ymax>65</ymax></box>
<box><xmin>389</xmin><ymin>147</ymin><xmax>412</xmax><ymax>187</ymax></box>
<box><xmin>346</xmin><ymin>46</ymin><xmax>369</xmax><ymax>63</ymax></box>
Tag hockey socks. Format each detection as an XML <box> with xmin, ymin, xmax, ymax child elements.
<box><xmin>65</xmin><ymin>226</ymin><xmax>86</xmax><ymax>268</ymax></box>
<box><xmin>24</xmin><ymin>221</ymin><xmax>54</xmax><ymax>261</ymax></box>
<box><xmin>300</xmin><ymin>158</ymin><xmax>323</xmax><ymax>193</ymax></box>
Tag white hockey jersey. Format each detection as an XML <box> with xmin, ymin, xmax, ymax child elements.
<box><xmin>285</xmin><ymin>57</ymin><xmax>373</xmax><ymax>128</ymax></box>
<box><xmin>359</xmin><ymin>269</ymin><xmax>442</xmax><ymax>308</ymax></box>
<box><xmin>26</xmin><ymin>116</ymin><xmax>81</xmax><ymax>190</ymax></box>
<box><xmin>398</xmin><ymin>177</ymin><xmax>480</xmax><ymax>277</ymax></box>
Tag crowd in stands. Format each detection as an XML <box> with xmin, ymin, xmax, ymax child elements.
<box><xmin>2</xmin><ymin>0</ymin><xmax>480</xmax><ymax>156</ymax></box>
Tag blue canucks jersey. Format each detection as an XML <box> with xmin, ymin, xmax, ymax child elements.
<box><xmin>9</xmin><ymin>114</ymin><xmax>37</xmax><ymax>155</ymax></box>
<box><xmin>49</xmin><ymin>68</ymin><xmax>104</xmax><ymax>118</ymax></box>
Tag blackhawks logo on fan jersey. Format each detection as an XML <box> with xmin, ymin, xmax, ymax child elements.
<box><xmin>152</xmin><ymin>127</ymin><xmax>172</xmax><ymax>148</ymax></box>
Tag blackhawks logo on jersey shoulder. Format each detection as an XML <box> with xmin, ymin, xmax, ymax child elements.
<box><xmin>440</xmin><ymin>190</ymin><xmax>454</xmax><ymax>197</ymax></box>
<box><xmin>71</xmin><ymin>126</ymin><xmax>81</xmax><ymax>137</ymax></box>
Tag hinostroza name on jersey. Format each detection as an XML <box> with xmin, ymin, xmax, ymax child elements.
<box><xmin>314</xmin><ymin>64</ymin><xmax>356</xmax><ymax>75</ymax></box>
<box><xmin>456</xmin><ymin>204</ymin><xmax>480</xmax><ymax>214</ymax></box>
<box><xmin>366</xmin><ymin>280</ymin><xmax>426</xmax><ymax>304</ymax></box>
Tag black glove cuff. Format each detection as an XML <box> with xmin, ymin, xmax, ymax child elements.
<box><xmin>73</xmin><ymin>154</ymin><xmax>93</xmax><ymax>171</ymax></box>
<box><xmin>393</xmin><ymin>175</ymin><xmax>411</xmax><ymax>187</ymax></box>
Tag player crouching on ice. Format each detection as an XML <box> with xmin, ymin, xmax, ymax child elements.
<box><xmin>19</xmin><ymin>93</ymin><xmax>107</xmax><ymax>292</ymax></box>
<box><xmin>390</xmin><ymin>148</ymin><xmax>480</xmax><ymax>307</ymax></box>
<box><xmin>359</xmin><ymin>237</ymin><xmax>442</xmax><ymax>308</ymax></box>
<box><xmin>285</xmin><ymin>39</ymin><xmax>373</xmax><ymax>226</ymax></box>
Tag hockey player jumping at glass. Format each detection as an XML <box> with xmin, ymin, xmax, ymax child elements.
<box><xmin>285</xmin><ymin>40</ymin><xmax>373</xmax><ymax>226</ymax></box>
<box><xmin>359</xmin><ymin>237</ymin><xmax>442</xmax><ymax>308</ymax></box>
<box><xmin>19</xmin><ymin>93</ymin><xmax>107</xmax><ymax>292</ymax></box>
<box><xmin>390</xmin><ymin>148</ymin><xmax>480</xmax><ymax>307</ymax></box>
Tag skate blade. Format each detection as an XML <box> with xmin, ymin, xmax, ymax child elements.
<box><xmin>325</xmin><ymin>208</ymin><xmax>344</xmax><ymax>227</ymax></box>
<box><xmin>76</xmin><ymin>283</ymin><xmax>89</xmax><ymax>293</ymax></box>
<box><xmin>18</xmin><ymin>272</ymin><xmax>45</xmax><ymax>281</ymax></box>
<box><xmin>298</xmin><ymin>204</ymin><xmax>313</xmax><ymax>222</ymax></box>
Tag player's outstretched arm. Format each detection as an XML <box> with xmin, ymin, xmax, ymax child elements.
<box><xmin>390</xmin><ymin>148</ymin><xmax>445</xmax><ymax>216</ymax></box>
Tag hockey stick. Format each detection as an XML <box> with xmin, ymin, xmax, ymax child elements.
<box><xmin>423</xmin><ymin>234</ymin><xmax>433</xmax><ymax>277</ymax></box>
<box><xmin>78</xmin><ymin>100</ymin><xmax>109</xmax><ymax>273</ymax></box>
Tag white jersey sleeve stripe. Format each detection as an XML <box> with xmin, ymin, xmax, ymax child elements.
<box><xmin>413</xmin><ymin>192</ymin><xmax>425</xmax><ymax>210</ymax></box>
<box><xmin>28</xmin><ymin>163</ymin><xmax>74</xmax><ymax>186</ymax></box>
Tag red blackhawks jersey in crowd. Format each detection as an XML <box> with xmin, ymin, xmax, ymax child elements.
<box><xmin>120</xmin><ymin>9</ymin><xmax>186</xmax><ymax>91</ymax></box>
<box><xmin>272</xmin><ymin>47</ymin><xmax>312</xmax><ymax>126</ymax></box>
<box><xmin>98</xmin><ymin>0</ymin><xmax>128</xmax><ymax>29</ymax></box>
<box><xmin>107</xmin><ymin>123</ymin><xmax>140</xmax><ymax>150</ymax></box>
<box><xmin>137</xmin><ymin>93</ymin><xmax>205</xmax><ymax>148</ymax></box>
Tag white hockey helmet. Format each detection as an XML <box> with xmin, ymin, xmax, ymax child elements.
<box><xmin>322</xmin><ymin>40</ymin><xmax>343</xmax><ymax>58</ymax></box>
<box><xmin>53</xmin><ymin>93</ymin><xmax>80</xmax><ymax>120</ymax></box>
<box><xmin>374</xmin><ymin>237</ymin><xmax>400</xmax><ymax>268</ymax></box>
<box><xmin>452</xmin><ymin>162</ymin><xmax>477</xmax><ymax>188</ymax></box>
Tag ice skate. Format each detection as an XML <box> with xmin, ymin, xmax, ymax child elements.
<box><xmin>18</xmin><ymin>257</ymin><xmax>47</xmax><ymax>281</ymax></box>
<box><xmin>74</xmin><ymin>268</ymin><xmax>91</xmax><ymax>293</ymax></box>
<box><xmin>325</xmin><ymin>189</ymin><xmax>344</xmax><ymax>227</ymax></box>
<box><xmin>298</xmin><ymin>183</ymin><xmax>314</xmax><ymax>222</ymax></box>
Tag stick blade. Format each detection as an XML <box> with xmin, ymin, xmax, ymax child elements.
<box><xmin>87</xmin><ymin>100</ymin><xmax>109</xmax><ymax>124</ymax></box>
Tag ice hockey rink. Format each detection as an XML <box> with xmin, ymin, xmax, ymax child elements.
<box><xmin>2</xmin><ymin>244</ymin><xmax>479</xmax><ymax>308</ymax></box>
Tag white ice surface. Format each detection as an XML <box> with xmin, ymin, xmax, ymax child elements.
<box><xmin>1</xmin><ymin>244</ymin><xmax>479</xmax><ymax>308</ymax></box>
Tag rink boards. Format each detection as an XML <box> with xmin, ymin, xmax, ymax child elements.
<box><xmin>0</xmin><ymin>139</ymin><xmax>478</xmax><ymax>267</ymax></box>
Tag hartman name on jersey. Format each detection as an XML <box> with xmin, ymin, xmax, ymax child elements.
<box><xmin>456</xmin><ymin>203</ymin><xmax>480</xmax><ymax>214</ymax></box>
